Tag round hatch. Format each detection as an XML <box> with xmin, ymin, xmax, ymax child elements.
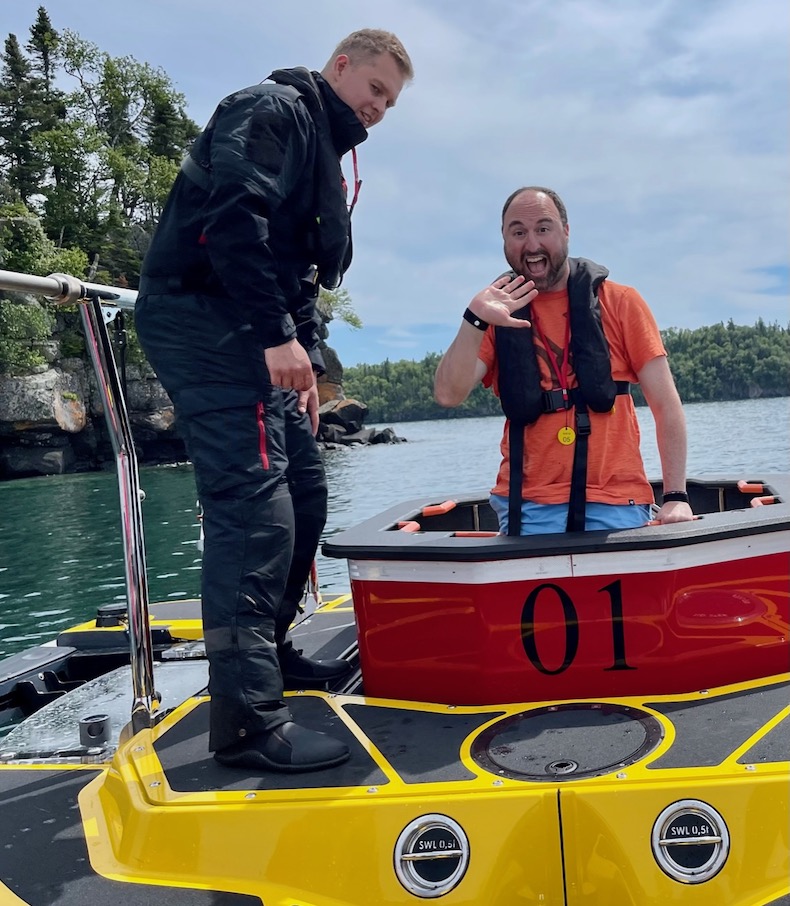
<box><xmin>471</xmin><ymin>702</ymin><xmax>663</xmax><ymax>781</ymax></box>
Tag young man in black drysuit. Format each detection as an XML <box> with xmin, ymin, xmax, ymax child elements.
<box><xmin>135</xmin><ymin>30</ymin><xmax>413</xmax><ymax>772</ymax></box>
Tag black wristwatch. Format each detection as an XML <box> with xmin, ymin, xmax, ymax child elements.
<box><xmin>662</xmin><ymin>491</ymin><xmax>689</xmax><ymax>503</ymax></box>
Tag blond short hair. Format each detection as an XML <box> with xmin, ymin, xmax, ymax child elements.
<box><xmin>328</xmin><ymin>29</ymin><xmax>414</xmax><ymax>81</ymax></box>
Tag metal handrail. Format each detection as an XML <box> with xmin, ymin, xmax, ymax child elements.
<box><xmin>0</xmin><ymin>270</ymin><xmax>138</xmax><ymax>309</ymax></box>
<box><xmin>0</xmin><ymin>269</ymin><xmax>157</xmax><ymax>732</ymax></box>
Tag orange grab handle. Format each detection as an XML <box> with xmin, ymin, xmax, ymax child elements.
<box><xmin>750</xmin><ymin>496</ymin><xmax>776</xmax><ymax>507</ymax></box>
<box><xmin>453</xmin><ymin>531</ymin><xmax>500</xmax><ymax>538</ymax></box>
<box><xmin>397</xmin><ymin>520</ymin><xmax>421</xmax><ymax>533</ymax></box>
<box><xmin>738</xmin><ymin>480</ymin><xmax>764</xmax><ymax>494</ymax></box>
<box><xmin>422</xmin><ymin>500</ymin><xmax>457</xmax><ymax>517</ymax></box>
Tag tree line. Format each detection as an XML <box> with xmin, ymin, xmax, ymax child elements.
<box><xmin>1</xmin><ymin>11</ymin><xmax>787</xmax><ymax>417</ymax></box>
<box><xmin>0</xmin><ymin>8</ymin><xmax>354</xmax><ymax>374</ymax></box>
<box><xmin>343</xmin><ymin>320</ymin><xmax>790</xmax><ymax>423</ymax></box>
<box><xmin>0</xmin><ymin>7</ymin><xmax>198</xmax><ymax>285</ymax></box>
<box><xmin>0</xmin><ymin>7</ymin><xmax>198</xmax><ymax>372</ymax></box>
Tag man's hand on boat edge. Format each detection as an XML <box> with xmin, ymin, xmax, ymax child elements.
<box><xmin>646</xmin><ymin>499</ymin><xmax>697</xmax><ymax>525</ymax></box>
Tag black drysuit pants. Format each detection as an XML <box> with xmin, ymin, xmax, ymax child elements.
<box><xmin>134</xmin><ymin>291</ymin><xmax>327</xmax><ymax>751</ymax></box>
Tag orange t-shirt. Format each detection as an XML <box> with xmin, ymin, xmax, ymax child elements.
<box><xmin>478</xmin><ymin>281</ymin><xmax>666</xmax><ymax>505</ymax></box>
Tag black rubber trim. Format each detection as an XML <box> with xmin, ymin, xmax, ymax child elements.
<box><xmin>0</xmin><ymin>768</ymin><xmax>262</xmax><ymax>904</ymax></box>
<box><xmin>56</xmin><ymin>626</ymin><xmax>175</xmax><ymax>651</ymax></box>
<box><xmin>344</xmin><ymin>704</ymin><xmax>504</xmax><ymax>783</ymax></box>
<box><xmin>156</xmin><ymin>697</ymin><xmax>387</xmax><ymax>792</ymax></box>
<box><xmin>646</xmin><ymin>681</ymin><xmax>790</xmax><ymax>769</ymax></box>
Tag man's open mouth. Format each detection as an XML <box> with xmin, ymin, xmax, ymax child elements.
<box><xmin>524</xmin><ymin>255</ymin><xmax>548</xmax><ymax>276</ymax></box>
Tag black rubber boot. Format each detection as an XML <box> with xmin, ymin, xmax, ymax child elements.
<box><xmin>214</xmin><ymin>721</ymin><xmax>350</xmax><ymax>772</ymax></box>
<box><xmin>279</xmin><ymin>642</ymin><xmax>352</xmax><ymax>688</ymax></box>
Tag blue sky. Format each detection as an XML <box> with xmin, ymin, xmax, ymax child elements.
<box><xmin>3</xmin><ymin>0</ymin><xmax>788</xmax><ymax>366</ymax></box>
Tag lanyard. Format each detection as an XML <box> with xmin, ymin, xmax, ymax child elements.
<box><xmin>532</xmin><ymin>311</ymin><xmax>571</xmax><ymax>402</ymax></box>
<box><xmin>347</xmin><ymin>147</ymin><xmax>362</xmax><ymax>216</ymax></box>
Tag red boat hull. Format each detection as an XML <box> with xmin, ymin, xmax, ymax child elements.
<box><xmin>350</xmin><ymin>544</ymin><xmax>789</xmax><ymax>705</ymax></box>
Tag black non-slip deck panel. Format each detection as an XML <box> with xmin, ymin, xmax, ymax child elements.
<box><xmin>737</xmin><ymin>711</ymin><xmax>790</xmax><ymax>765</ymax></box>
<box><xmin>290</xmin><ymin>610</ymin><xmax>358</xmax><ymax>661</ymax></box>
<box><xmin>646</xmin><ymin>681</ymin><xmax>790</xmax><ymax>769</ymax></box>
<box><xmin>150</xmin><ymin>598</ymin><xmax>202</xmax><ymax>620</ymax></box>
<box><xmin>0</xmin><ymin>769</ymin><xmax>262</xmax><ymax>905</ymax></box>
<box><xmin>156</xmin><ymin>697</ymin><xmax>387</xmax><ymax>793</ymax></box>
<box><xmin>344</xmin><ymin>704</ymin><xmax>504</xmax><ymax>783</ymax></box>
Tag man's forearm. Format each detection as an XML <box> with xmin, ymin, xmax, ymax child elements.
<box><xmin>434</xmin><ymin>325</ymin><xmax>487</xmax><ymax>407</ymax></box>
<box><xmin>655</xmin><ymin>402</ymin><xmax>688</xmax><ymax>492</ymax></box>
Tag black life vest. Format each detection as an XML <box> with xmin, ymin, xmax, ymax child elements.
<box><xmin>495</xmin><ymin>257</ymin><xmax>616</xmax><ymax>423</ymax></box>
<box><xmin>494</xmin><ymin>257</ymin><xmax>629</xmax><ymax>534</ymax></box>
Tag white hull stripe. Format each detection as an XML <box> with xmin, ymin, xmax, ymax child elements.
<box><xmin>347</xmin><ymin>530</ymin><xmax>790</xmax><ymax>585</ymax></box>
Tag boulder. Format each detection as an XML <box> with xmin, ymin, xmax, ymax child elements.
<box><xmin>0</xmin><ymin>444</ymin><xmax>75</xmax><ymax>478</ymax></box>
<box><xmin>370</xmin><ymin>426</ymin><xmax>405</xmax><ymax>444</ymax></box>
<box><xmin>319</xmin><ymin>398</ymin><xmax>368</xmax><ymax>433</ymax></box>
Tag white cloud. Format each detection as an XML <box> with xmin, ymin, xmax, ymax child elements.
<box><xmin>5</xmin><ymin>0</ymin><xmax>788</xmax><ymax>363</ymax></box>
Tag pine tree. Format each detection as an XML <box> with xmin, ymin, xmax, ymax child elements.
<box><xmin>26</xmin><ymin>7</ymin><xmax>62</xmax><ymax>111</ymax></box>
<box><xmin>0</xmin><ymin>34</ymin><xmax>44</xmax><ymax>204</ymax></box>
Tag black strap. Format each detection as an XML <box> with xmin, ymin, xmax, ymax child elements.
<box><xmin>507</xmin><ymin>421</ymin><xmax>525</xmax><ymax>536</ymax></box>
<box><xmin>541</xmin><ymin>381</ymin><xmax>630</xmax><ymax>413</ymax></box>
<box><xmin>139</xmin><ymin>274</ymin><xmax>224</xmax><ymax>296</ymax></box>
<box><xmin>180</xmin><ymin>152</ymin><xmax>212</xmax><ymax>191</ymax></box>
<box><xmin>112</xmin><ymin>311</ymin><xmax>128</xmax><ymax>399</ymax></box>
<box><xmin>565</xmin><ymin>395</ymin><xmax>591</xmax><ymax>533</ymax></box>
<box><xmin>564</xmin><ymin>384</ymin><xmax>630</xmax><ymax>532</ymax></box>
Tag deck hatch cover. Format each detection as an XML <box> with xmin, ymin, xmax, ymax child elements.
<box><xmin>471</xmin><ymin>702</ymin><xmax>663</xmax><ymax>781</ymax></box>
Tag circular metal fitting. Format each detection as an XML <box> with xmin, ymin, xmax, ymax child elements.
<box><xmin>394</xmin><ymin>814</ymin><xmax>469</xmax><ymax>898</ymax></box>
<box><xmin>79</xmin><ymin>713</ymin><xmax>110</xmax><ymax>747</ymax></box>
<box><xmin>651</xmin><ymin>800</ymin><xmax>729</xmax><ymax>883</ymax></box>
<box><xmin>547</xmin><ymin>759</ymin><xmax>579</xmax><ymax>775</ymax></box>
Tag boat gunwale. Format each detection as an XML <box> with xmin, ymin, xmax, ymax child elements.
<box><xmin>323</xmin><ymin>473</ymin><xmax>790</xmax><ymax>563</ymax></box>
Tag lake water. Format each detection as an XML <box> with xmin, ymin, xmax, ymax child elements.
<box><xmin>1</xmin><ymin>397</ymin><xmax>788</xmax><ymax>658</ymax></box>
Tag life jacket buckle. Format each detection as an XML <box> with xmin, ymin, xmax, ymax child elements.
<box><xmin>542</xmin><ymin>388</ymin><xmax>573</xmax><ymax>413</ymax></box>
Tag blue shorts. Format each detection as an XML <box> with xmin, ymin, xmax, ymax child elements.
<box><xmin>489</xmin><ymin>494</ymin><xmax>652</xmax><ymax>535</ymax></box>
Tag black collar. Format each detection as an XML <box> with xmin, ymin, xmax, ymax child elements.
<box><xmin>314</xmin><ymin>72</ymin><xmax>368</xmax><ymax>155</ymax></box>
<box><xmin>266</xmin><ymin>67</ymin><xmax>367</xmax><ymax>156</ymax></box>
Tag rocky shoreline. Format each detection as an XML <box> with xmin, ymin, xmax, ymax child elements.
<box><xmin>0</xmin><ymin>310</ymin><xmax>404</xmax><ymax>481</ymax></box>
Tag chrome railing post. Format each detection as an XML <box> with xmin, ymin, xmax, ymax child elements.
<box><xmin>0</xmin><ymin>269</ymin><xmax>157</xmax><ymax>732</ymax></box>
<box><xmin>79</xmin><ymin>296</ymin><xmax>158</xmax><ymax>732</ymax></box>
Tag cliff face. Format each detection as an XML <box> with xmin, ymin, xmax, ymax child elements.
<box><xmin>0</xmin><ymin>311</ymin><xmax>401</xmax><ymax>481</ymax></box>
<box><xmin>0</xmin><ymin>354</ymin><xmax>186</xmax><ymax>479</ymax></box>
